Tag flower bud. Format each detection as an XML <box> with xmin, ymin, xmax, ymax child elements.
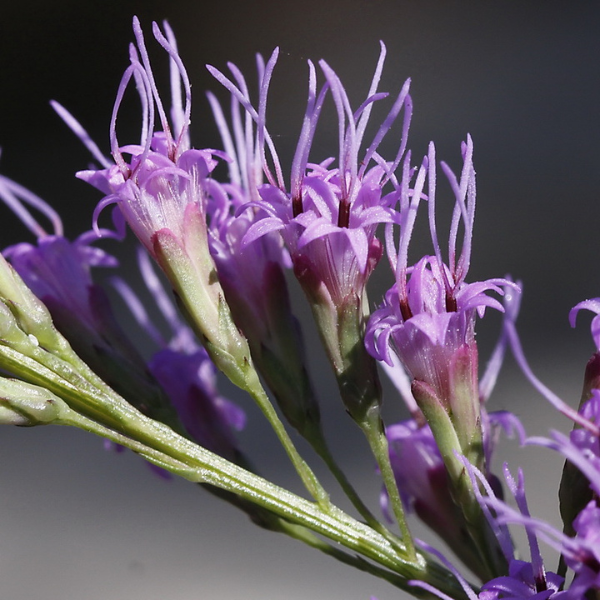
<box><xmin>0</xmin><ymin>378</ymin><xmax>66</xmax><ymax>426</ymax></box>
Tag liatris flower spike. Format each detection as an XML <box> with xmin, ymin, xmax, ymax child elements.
<box><xmin>209</xmin><ymin>43</ymin><xmax>412</xmax><ymax>427</ymax></box>
<box><xmin>205</xmin><ymin>70</ymin><xmax>321</xmax><ymax>441</ymax></box>
<box><xmin>59</xmin><ymin>18</ymin><xmax>330</xmax><ymax>506</ymax></box>
<box><xmin>208</xmin><ymin>47</ymin><xmax>420</xmax><ymax>556</ymax></box>
<box><xmin>366</xmin><ymin>139</ymin><xmax>517</xmax><ymax>579</ymax></box>
<box><xmin>7</xmin><ymin>15</ymin><xmax>600</xmax><ymax>600</ymax></box>
<box><xmin>205</xmin><ymin>67</ymin><xmax>393</xmax><ymax>534</ymax></box>
<box><xmin>0</xmin><ymin>214</ymin><xmax>460</xmax><ymax>595</ymax></box>
<box><xmin>70</xmin><ymin>18</ymin><xmax>252</xmax><ymax>391</ymax></box>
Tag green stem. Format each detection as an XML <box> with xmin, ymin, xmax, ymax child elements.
<box><xmin>307</xmin><ymin>423</ymin><xmax>403</xmax><ymax>548</ymax></box>
<box><xmin>154</xmin><ymin>229</ymin><xmax>330</xmax><ymax>507</ymax></box>
<box><xmin>243</xmin><ymin>369</ymin><xmax>332</xmax><ymax>510</ymax></box>
<box><xmin>0</xmin><ymin>334</ymin><xmax>330</xmax><ymax>511</ymax></box>
<box><xmin>201</xmin><ymin>482</ymin><xmax>439</xmax><ymax>598</ymax></box>
<box><xmin>1</xmin><ymin>370</ymin><xmax>470</xmax><ymax>598</ymax></box>
<box><xmin>53</xmin><ymin>398</ymin><xmax>466</xmax><ymax>598</ymax></box>
<box><xmin>362</xmin><ymin>413</ymin><xmax>417</xmax><ymax>562</ymax></box>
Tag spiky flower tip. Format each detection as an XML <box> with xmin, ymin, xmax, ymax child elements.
<box><xmin>204</xmin><ymin>69</ymin><xmax>322</xmax><ymax>436</ymax></box>
<box><xmin>209</xmin><ymin>43</ymin><xmax>412</xmax><ymax>422</ymax></box>
<box><xmin>237</xmin><ymin>43</ymin><xmax>411</xmax><ymax>310</ymax></box>
<box><xmin>73</xmin><ymin>18</ymin><xmax>221</xmax><ymax>260</ymax></box>
<box><xmin>366</xmin><ymin>138</ymin><xmax>516</xmax><ymax>466</ymax></box>
<box><xmin>56</xmin><ymin>18</ymin><xmax>259</xmax><ymax>391</ymax></box>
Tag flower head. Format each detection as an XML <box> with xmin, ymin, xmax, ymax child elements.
<box><xmin>453</xmin><ymin>380</ymin><xmax>600</xmax><ymax>599</ymax></box>
<box><xmin>365</xmin><ymin>138</ymin><xmax>517</xmax><ymax>581</ymax></box>
<box><xmin>72</xmin><ymin>18</ymin><xmax>222</xmax><ymax>258</ymax></box>
<box><xmin>209</xmin><ymin>44</ymin><xmax>412</xmax><ymax>423</ymax></box>
<box><xmin>0</xmin><ymin>170</ymin><xmax>118</xmax><ymax>309</ymax></box>
<box><xmin>366</xmin><ymin>138</ymin><xmax>515</xmax><ymax>476</ymax></box>
<box><xmin>204</xmin><ymin>67</ymin><xmax>322</xmax><ymax>438</ymax></box>
<box><xmin>204</xmin><ymin>54</ymin><xmax>291</xmax><ymax>342</ymax></box>
<box><xmin>58</xmin><ymin>18</ymin><xmax>260</xmax><ymax>393</ymax></box>
<box><xmin>219</xmin><ymin>43</ymin><xmax>412</xmax><ymax>309</ymax></box>
<box><xmin>366</xmin><ymin>139</ymin><xmax>510</xmax><ymax>411</ymax></box>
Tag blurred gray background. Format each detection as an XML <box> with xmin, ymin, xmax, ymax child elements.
<box><xmin>0</xmin><ymin>1</ymin><xmax>599</xmax><ymax>599</ymax></box>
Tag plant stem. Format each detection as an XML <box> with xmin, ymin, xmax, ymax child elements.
<box><xmin>361</xmin><ymin>411</ymin><xmax>417</xmax><ymax>562</ymax></box>
<box><xmin>52</xmin><ymin>397</ymin><xmax>466</xmax><ymax>598</ymax></box>
<box><xmin>244</xmin><ymin>369</ymin><xmax>332</xmax><ymax>510</ymax></box>
<box><xmin>308</xmin><ymin>424</ymin><xmax>403</xmax><ymax>547</ymax></box>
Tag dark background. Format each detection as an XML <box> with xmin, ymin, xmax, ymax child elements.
<box><xmin>0</xmin><ymin>2</ymin><xmax>599</xmax><ymax>599</ymax></box>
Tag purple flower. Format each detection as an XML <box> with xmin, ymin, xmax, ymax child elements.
<box><xmin>385</xmin><ymin>411</ymin><xmax>520</xmax><ymax>580</ymax></box>
<box><xmin>73</xmin><ymin>19</ymin><xmax>222</xmax><ymax>260</ymax></box>
<box><xmin>366</xmin><ymin>139</ymin><xmax>512</xmax><ymax>427</ymax></box>
<box><xmin>204</xmin><ymin>69</ymin><xmax>321</xmax><ymax>437</ymax></box>
<box><xmin>473</xmin><ymin>458</ymin><xmax>599</xmax><ymax>599</ymax></box>
<box><xmin>0</xmin><ymin>171</ymin><xmax>119</xmax><ymax>305</ymax></box>
<box><xmin>208</xmin><ymin>43</ymin><xmax>412</xmax><ymax>423</ymax></box>
<box><xmin>507</xmin><ymin>290</ymin><xmax>600</xmax><ymax>540</ymax></box>
<box><xmin>59</xmin><ymin>18</ymin><xmax>257</xmax><ymax>391</ymax></box>
<box><xmin>366</xmin><ymin>135</ymin><xmax>513</xmax><ymax>483</ymax></box>
<box><xmin>365</xmin><ymin>139</ymin><xmax>517</xmax><ymax>580</ymax></box>
<box><xmin>472</xmin><ymin>463</ymin><xmax>565</xmax><ymax>599</ymax></box>
<box><xmin>149</xmin><ymin>348</ymin><xmax>244</xmax><ymax>462</ymax></box>
<box><xmin>225</xmin><ymin>43</ymin><xmax>411</xmax><ymax>310</ymax></box>
<box><xmin>479</xmin><ymin>560</ymin><xmax>565</xmax><ymax>600</ymax></box>
<box><xmin>491</xmin><ymin>291</ymin><xmax>600</xmax><ymax>597</ymax></box>
<box><xmin>532</xmin><ymin>392</ymin><xmax>600</xmax><ymax>540</ymax></box>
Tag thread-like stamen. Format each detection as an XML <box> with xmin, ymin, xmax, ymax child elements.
<box><xmin>0</xmin><ymin>174</ymin><xmax>63</xmax><ymax>238</ymax></box>
<box><xmin>132</xmin><ymin>17</ymin><xmax>174</xmax><ymax>154</ymax></box>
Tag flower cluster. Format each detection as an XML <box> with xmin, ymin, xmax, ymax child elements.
<box><xmin>0</xmin><ymin>154</ymin><xmax>245</xmax><ymax>466</ymax></box>
<box><xmin>0</xmin><ymin>15</ymin><xmax>599</xmax><ymax>600</ymax></box>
